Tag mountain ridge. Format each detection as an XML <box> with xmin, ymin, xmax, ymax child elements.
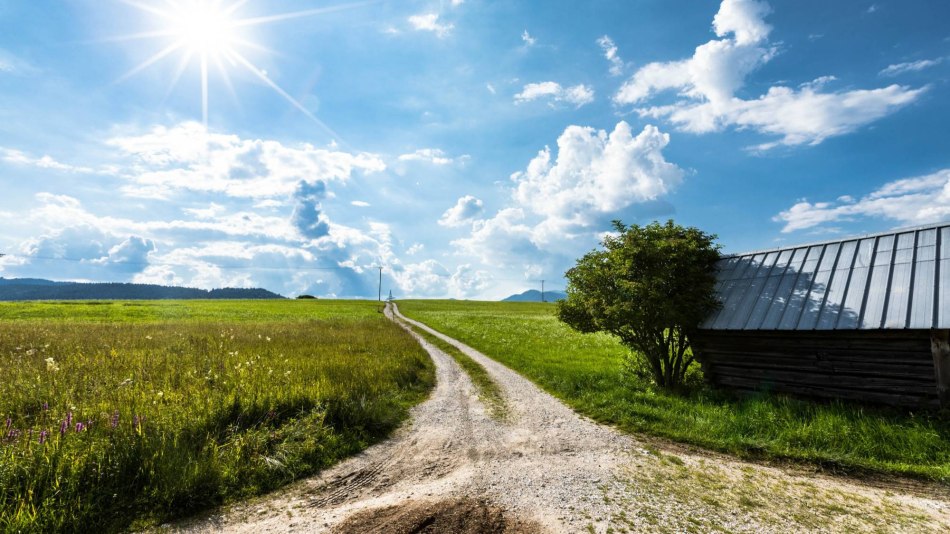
<box><xmin>502</xmin><ymin>289</ymin><xmax>567</xmax><ymax>302</ymax></box>
<box><xmin>0</xmin><ymin>278</ymin><xmax>284</xmax><ymax>301</ymax></box>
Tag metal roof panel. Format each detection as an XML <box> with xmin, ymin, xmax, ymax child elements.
<box><xmin>703</xmin><ymin>221</ymin><xmax>950</xmax><ymax>331</ymax></box>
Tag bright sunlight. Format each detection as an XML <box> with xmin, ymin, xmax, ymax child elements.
<box><xmin>113</xmin><ymin>0</ymin><xmax>368</xmax><ymax>132</ymax></box>
<box><xmin>168</xmin><ymin>1</ymin><xmax>237</xmax><ymax>56</ymax></box>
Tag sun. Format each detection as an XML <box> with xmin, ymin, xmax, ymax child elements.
<box><xmin>111</xmin><ymin>0</ymin><xmax>369</xmax><ymax>134</ymax></box>
<box><xmin>168</xmin><ymin>1</ymin><xmax>238</xmax><ymax>57</ymax></box>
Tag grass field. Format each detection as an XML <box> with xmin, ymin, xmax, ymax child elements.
<box><xmin>397</xmin><ymin>300</ymin><xmax>950</xmax><ymax>483</ymax></box>
<box><xmin>0</xmin><ymin>300</ymin><xmax>434</xmax><ymax>533</ymax></box>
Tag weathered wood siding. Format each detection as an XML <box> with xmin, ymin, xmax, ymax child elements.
<box><xmin>692</xmin><ymin>330</ymin><xmax>941</xmax><ymax>408</ymax></box>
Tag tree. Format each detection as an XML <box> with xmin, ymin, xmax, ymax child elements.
<box><xmin>557</xmin><ymin>220</ymin><xmax>721</xmax><ymax>389</ymax></box>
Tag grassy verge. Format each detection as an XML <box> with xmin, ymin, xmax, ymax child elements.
<box><xmin>0</xmin><ymin>300</ymin><xmax>434</xmax><ymax>533</ymax></box>
<box><xmin>399</xmin><ymin>316</ymin><xmax>507</xmax><ymax>420</ymax></box>
<box><xmin>397</xmin><ymin>300</ymin><xmax>950</xmax><ymax>483</ymax></box>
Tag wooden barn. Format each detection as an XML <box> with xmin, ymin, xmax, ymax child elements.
<box><xmin>692</xmin><ymin>222</ymin><xmax>950</xmax><ymax>408</ymax></box>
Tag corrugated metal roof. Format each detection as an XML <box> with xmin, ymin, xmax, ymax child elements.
<box><xmin>702</xmin><ymin>222</ymin><xmax>950</xmax><ymax>330</ymax></box>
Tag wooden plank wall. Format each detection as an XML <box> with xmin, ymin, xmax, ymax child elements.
<box><xmin>692</xmin><ymin>330</ymin><xmax>940</xmax><ymax>408</ymax></box>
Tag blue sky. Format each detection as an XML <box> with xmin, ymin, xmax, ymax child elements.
<box><xmin>0</xmin><ymin>0</ymin><xmax>947</xmax><ymax>298</ymax></box>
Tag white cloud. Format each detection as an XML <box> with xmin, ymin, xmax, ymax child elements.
<box><xmin>110</xmin><ymin>122</ymin><xmax>385</xmax><ymax>199</ymax></box>
<box><xmin>597</xmin><ymin>35</ymin><xmax>624</xmax><ymax>76</ymax></box>
<box><xmin>774</xmin><ymin>169</ymin><xmax>950</xmax><ymax>232</ymax></box>
<box><xmin>439</xmin><ymin>195</ymin><xmax>484</xmax><ymax>227</ymax></box>
<box><xmin>486</xmin><ymin>83</ymin><xmax>497</xmax><ymax>95</ymax></box>
<box><xmin>515</xmin><ymin>82</ymin><xmax>595</xmax><ymax>108</ymax></box>
<box><xmin>522</xmin><ymin>30</ymin><xmax>536</xmax><ymax>46</ymax></box>
<box><xmin>879</xmin><ymin>58</ymin><xmax>943</xmax><ymax>77</ymax></box>
<box><xmin>511</xmin><ymin>121</ymin><xmax>683</xmax><ymax>242</ymax></box>
<box><xmin>351</xmin><ymin>200</ymin><xmax>371</xmax><ymax>207</ymax></box>
<box><xmin>398</xmin><ymin>148</ymin><xmax>457</xmax><ymax>165</ymax></box>
<box><xmin>408</xmin><ymin>13</ymin><xmax>453</xmax><ymax>38</ymax></box>
<box><xmin>1</xmin><ymin>148</ymin><xmax>97</xmax><ymax>174</ymax></box>
<box><xmin>614</xmin><ymin>0</ymin><xmax>925</xmax><ymax>149</ymax></box>
<box><xmin>452</xmin><ymin>121</ymin><xmax>683</xmax><ymax>278</ymax></box>
<box><xmin>183</xmin><ymin>203</ymin><xmax>226</xmax><ymax>220</ymax></box>
<box><xmin>406</xmin><ymin>243</ymin><xmax>425</xmax><ymax>255</ymax></box>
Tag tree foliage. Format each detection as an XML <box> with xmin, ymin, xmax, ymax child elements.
<box><xmin>557</xmin><ymin>220</ymin><xmax>721</xmax><ymax>389</ymax></box>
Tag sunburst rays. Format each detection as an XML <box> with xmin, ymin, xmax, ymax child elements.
<box><xmin>111</xmin><ymin>0</ymin><xmax>372</xmax><ymax>137</ymax></box>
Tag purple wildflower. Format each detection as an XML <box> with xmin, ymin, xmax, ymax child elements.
<box><xmin>74</xmin><ymin>422</ymin><xmax>85</xmax><ymax>433</ymax></box>
<box><xmin>65</xmin><ymin>411</ymin><xmax>73</xmax><ymax>427</ymax></box>
<box><xmin>39</xmin><ymin>430</ymin><xmax>48</xmax><ymax>444</ymax></box>
<box><xmin>4</xmin><ymin>418</ymin><xmax>10</xmax><ymax>430</ymax></box>
<box><xmin>111</xmin><ymin>411</ymin><xmax>120</xmax><ymax>429</ymax></box>
<box><xmin>59</xmin><ymin>419</ymin><xmax>68</xmax><ymax>436</ymax></box>
<box><xmin>42</xmin><ymin>402</ymin><xmax>49</xmax><ymax>411</ymax></box>
<box><xmin>7</xmin><ymin>428</ymin><xmax>20</xmax><ymax>440</ymax></box>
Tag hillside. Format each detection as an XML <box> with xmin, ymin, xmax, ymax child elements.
<box><xmin>502</xmin><ymin>289</ymin><xmax>566</xmax><ymax>302</ymax></box>
<box><xmin>0</xmin><ymin>278</ymin><xmax>283</xmax><ymax>300</ymax></box>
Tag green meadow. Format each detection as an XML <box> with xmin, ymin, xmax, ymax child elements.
<box><xmin>0</xmin><ymin>300</ymin><xmax>434</xmax><ymax>533</ymax></box>
<box><xmin>397</xmin><ymin>300</ymin><xmax>950</xmax><ymax>483</ymax></box>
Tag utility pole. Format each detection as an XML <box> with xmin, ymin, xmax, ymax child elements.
<box><xmin>541</xmin><ymin>279</ymin><xmax>545</xmax><ymax>302</ymax></box>
<box><xmin>378</xmin><ymin>266</ymin><xmax>383</xmax><ymax>302</ymax></box>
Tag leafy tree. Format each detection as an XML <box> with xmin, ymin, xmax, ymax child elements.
<box><xmin>557</xmin><ymin>220</ymin><xmax>721</xmax><ymax>389</ymax></box>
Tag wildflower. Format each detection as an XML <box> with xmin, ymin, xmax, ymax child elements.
<box><xmin>7</xmin><ymin>428</ymin><xmax>20</xmax><ymax>440</ymax></box>
<box><xmin>4</xmin><ymin>418</ymin><xmax>10</xmax><ymax>430</ymax></box>
<box><xmin>65</xmin><ymin>411</ymin><xmax>73</xmax><ymax>427</ymax></box>
<box><xmin>145</xmin><ymin>335</ymin><xmax>152</xmax><ymax>340</ymax></box>
<box><xmin>156</xmin><ymin>391</ymin><xmax>164</xmax><ymax>399</ymax></box>
<box><xmin>45</xmin><ymin>357</ymin><xmax>60</xmax><ymax>372</ymax></box>
<box><xmin>42</xmin><ymin>402</ymin><xmax>49</xmax><ymax>411</ymax></box>
<box><xmin>39</xmin><ymin>430</ymin><xmax>48</xmax><ymax>444</ymax></box>
<box><xmin>266</xmin><ymin>336</ymin><xmax>272</xmax><ymax>342</ymax></box>
<box><xmin>119</xmin><ymin>377</ymin><xmax>133</xmax><ymax>387</ymax></box>
<box><xmin>59</xmin><ymin>420</ymin><xmax>68</xmax><ymax>436</ymax></box>
<box><xmin>26</xmin><ymin>349</ymin><xmax>36</xmax><ymax>356</ymax></box>
<box><xmin>75</xmin><ymin>422</ymin><xmax>85</xmax><ymax>433</ymax></box>
<box><xmin>111</xmin><ymin>411</ymin><xmax>120</xmax><ymax>429</ymax></box>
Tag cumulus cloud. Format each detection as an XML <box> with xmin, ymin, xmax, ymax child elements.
<box><xmin>597</xmin><ymin>35</ymin><xmax>624</xmax><ymax>76</ymax></box>
<box><xmin>109</xmin><ymin>122</ymin><xmax>385</xmax><ymax>199</ymax></box>
<box><xmin>408</xmin><ymin>13</ymin><xmax>453</xmax><ymax>38</ymax></box>
<box><xmin>291</xmin><ymin>181</ymin><xmax>331</xmax><ymax>240</ymax></box>
<box><xmin>515</xmin><ymin>82</ymin><xmax>595</xmax><ymax>108</ymax></box>
<box><xmin>511</xmin><ymin>121</ymin><xmax>683</xmax><ymax>241</ymax></box>
<box><xmin>774</xmin><ymin>169</ymin><xmax>950</xmax><ymax>232</ymax></box>
<box><xmin>614</xmin><ymin>0</ymin><xmax>925</xmax><ymax>149</ymax></box>
<box><xmin>6</xmin><ymin>224</ymin><xmax>156</xmax><ymax>281</ymax></box>
<box><xmin>879</xmin><ymin>58</ymin><xmax>943</xmax><ymax>77</ymax></box>
<box><xmin>439</xmin><ymin>195</ymin><xmax>484</xmax><ymax>227</ymax></box>
<box><xmin>451</xmin><ymin>121</ymin><xmax>683</xmax><ymax>278</ymax></box>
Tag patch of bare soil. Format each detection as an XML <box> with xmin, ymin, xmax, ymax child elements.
<box><xmin>330</xmin><ymin>498</ymin><xmax>542</xmax><ymax>534</ymax></box>
<box><xmin>169</xmin><ymin>303</ymin><xmax>950</xmax><ymax>533</ymax></box>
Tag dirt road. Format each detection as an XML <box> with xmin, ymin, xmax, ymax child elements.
<box><xmin>173</xmin><ymin>304</ymin><xmax>950</xmax><ymax>533</ymax></box>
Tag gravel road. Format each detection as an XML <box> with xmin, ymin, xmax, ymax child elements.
<box><xmin>171</xmin><ymin>304</ymin><xmax>950</xmax><ymax>533</ymax></box>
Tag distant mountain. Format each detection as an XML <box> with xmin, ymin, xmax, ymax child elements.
<box><xmin>0</xmin><ymin>278</ymin><xmax>284</xmax><ymax>301</ymax></box>
<box><xmin>502</xmin><ymin>289</ymin><xmax>567</xmax><ymax>302</ymax></box>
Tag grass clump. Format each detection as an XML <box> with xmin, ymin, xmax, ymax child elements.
<box><xmin>0</xmin><ymin>300</ymin><xmax>434</xmax><ymax>533</ymax></box>
<box><xmin>397</xmin><ymin>300</ymin><xmax>950</xmax><ymax>483</ymax></box>
<box><xmin>401</xmin><ymin>319</ymin><xmax>507</xmax><ymax>420</ymax></box>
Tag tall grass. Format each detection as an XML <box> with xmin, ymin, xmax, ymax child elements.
<box><xmin>0</xmin><ymin>300</ymin><xmax>434</xmax><ymax>533</ymax></box>
<box><xmin>398</xmin><ymin>300</ymin><xmax>950</xmax><ymax>482</ymax></box>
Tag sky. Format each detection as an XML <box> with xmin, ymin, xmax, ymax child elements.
<box><xmin>0</xmin><ymin>0</ymin><xmax>947</xmax><ymax>299</ymax></box>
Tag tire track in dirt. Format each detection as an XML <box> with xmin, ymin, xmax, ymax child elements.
<box><xmin>171</xmin><ymin>303</ymin><xmax>950</xmax><ymax>533</ymax></box>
